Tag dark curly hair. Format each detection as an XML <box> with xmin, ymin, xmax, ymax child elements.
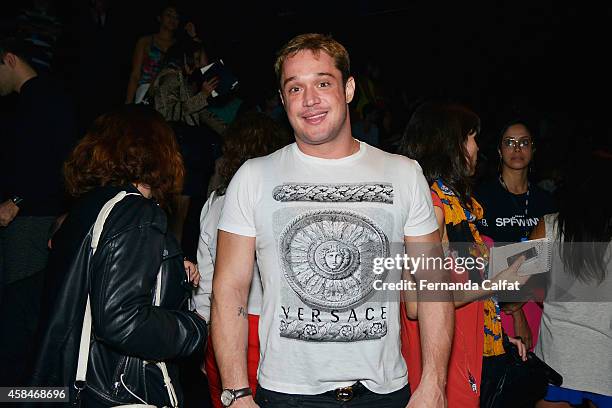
<box><xmin>64</xmin><ymin>106</ymin><xmax>184</xmax><ymax>206</ymax></box>
<box><xmin>216</xmin><ymin>111</ymin><xmax>290</xmax><ymax>195</ymax></box>
<box><xmin>399</xmin><ymin>101</ymin><xmax>480</xmax><ymax>209</ymax></box>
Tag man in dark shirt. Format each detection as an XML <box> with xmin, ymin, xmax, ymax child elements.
<box><xmin>0</xmin><ymin>36</ymin><xmax>76</xmax><ymax>384</ymax></box>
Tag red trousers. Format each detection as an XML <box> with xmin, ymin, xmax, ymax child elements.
<box><xmin>205</xmin><ymin>314</ymin><xmax>260</xmax><ymax>408</ymax></box>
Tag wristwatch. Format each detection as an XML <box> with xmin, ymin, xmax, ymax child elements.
<box><xmin>220</xmin><ymin>387</ymin><xmax>252</xmax><ymax>407</ymax></box>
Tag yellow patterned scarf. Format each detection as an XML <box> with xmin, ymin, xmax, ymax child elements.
<box><xmin>431</xmin><ymin>180</ymin><xmax>505</xmax><ymax>356</ymax></box>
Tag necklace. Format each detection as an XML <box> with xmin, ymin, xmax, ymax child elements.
<box><xmin>498</xmin><ymin>174</ymin><xmax>530</xmax><ymax>241</ymax></box>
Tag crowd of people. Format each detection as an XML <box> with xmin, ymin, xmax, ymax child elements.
<box><xmin>0</xmin><ymin>3</ymin><xmax>611</xmax><ymax>408</ymax></box>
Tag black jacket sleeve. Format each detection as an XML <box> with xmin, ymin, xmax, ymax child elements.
<box><xmin>89</xmin><ymin>199</ymin><xmax>206</xmax><ymax>361</ymax></box>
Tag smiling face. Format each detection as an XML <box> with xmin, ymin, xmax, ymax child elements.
<box><xmin>279</xmin><ymin>50</ymin><xmax>355</xmax><ymax>148</ymax></box>
<box><xmin>500</xmin><ymin>123</ymin><xmax>534</xmax><ymax>171</ymax></box>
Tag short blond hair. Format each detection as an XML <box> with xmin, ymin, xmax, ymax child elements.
<box><xmin>274</xmin><ymin>33</ymin><xmax>350</xmax><ymax>86</ymax></box>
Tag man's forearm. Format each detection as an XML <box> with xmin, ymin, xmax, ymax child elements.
<box><xmin>417</xmin><ymin>300</ymin><xmax>454</xmax><ymax>386</ymax></box>
<box><xmin>211</xmin><ymin>286</ymin><xmax>251</xmax><ymax>389</ymax></box>
<box><xmin>409</xmin><ymin>236</ymin><xmax>454</xmax><ymax>387</ymax></box>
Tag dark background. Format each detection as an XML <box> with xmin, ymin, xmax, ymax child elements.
<box><xmin>2</xmin><ymin>0</ymin><xmax>611</xmax><ymax>168</ymax></box>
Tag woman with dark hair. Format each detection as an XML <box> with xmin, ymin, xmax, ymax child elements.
<box><xmin>477</xmin><ymin>119</ymin><xmax>556</xmax><ymax>244</ymax></box>
<box><xmin>30</xmin><ymin>106</ymin><xmax>207</xmax><ymax>407</ymax></box>
<box><xmin>476</xmin><ymin>119</ymin><xmax>557</xmax><ymax>350</ymax></box>
<box><xmin>126</xmin><ymin>4</ymin><xmax>178</xmax><ymax>104</ymax></box>
<box><xmin>530</xmin><ymin>154</ymin><xmax>612</xmax><ymax>407</ymax></box>
<box><xmin>399</xmin><ymin>102</ymin><xmax>529</xmax><ymax>407</ymax></box>
<box><xmin>193</xmin><ymin>111</ymin><xmax>290</xmax><ymax>408</ymax></box>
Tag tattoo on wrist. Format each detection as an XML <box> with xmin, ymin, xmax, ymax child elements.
<box><xmin>237</xmin><ymin>306</ymin><xmax>248</xmax><ymax>319</ymax></box>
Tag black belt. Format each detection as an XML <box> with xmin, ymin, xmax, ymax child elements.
<box><xmin>323</xmin><ymin>382</ymin><xmax>368</xmax><ymax>402</ymax></box>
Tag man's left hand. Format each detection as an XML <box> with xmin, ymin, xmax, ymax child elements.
<box><xmin>407</xmin><ymin>380</ymin><xmax>446</xmax><ymax>408</ymax></box>
<box><xmin>0</xmin><ymin>200</ymin><xmax>19</xmax><ymax>227</ymax></box>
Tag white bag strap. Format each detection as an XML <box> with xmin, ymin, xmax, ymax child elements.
<box><xmin>153</xmin><ymin>262</ymin><xmax>179</xmax><ymax>408</ymax></box>
<box><xmin>75</xmin><ymin>192</ymin><xmax>138</xmax><ymax>383</ymax></box>
<box><xmin>75</xmin><ymin>191</ymin><xmax>178</xmax><ymax>408</ymax></box>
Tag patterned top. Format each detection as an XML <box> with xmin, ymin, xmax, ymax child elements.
<box><xmin>139</xmin><ymin>36</ymin><xmax>165</xmax><ymax>85</ymax></box>
<box><xmin>431</xmin><ymin>179</ymin><xmax>505</xmax><ymax>357</ymax></box>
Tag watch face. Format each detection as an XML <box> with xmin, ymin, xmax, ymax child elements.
<box><xmin>220</xmin><ymin>390</ymin><xmax>234</xmax><ymax>407</ymax></box>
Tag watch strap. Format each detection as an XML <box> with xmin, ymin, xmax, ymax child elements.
<box><xmin>233</xmin><ymin>387</ymin><xmax>252</xmax><ymax>400</ymax></box>
<box><xmin>222</xmin><ymin>387</ymin><xmax>252</xmax><ymax>406</ymax></box>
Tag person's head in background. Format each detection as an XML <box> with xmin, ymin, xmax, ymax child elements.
<box><xmin>497</xmin><ymin>119</ymin><xmax>536</xmax><ymax>175</ymax></box>
<box><xmin>216</xmin><ymin>111</ymin><xmax>291</xmax><ymax>195</ymax></box>
<box><xmin>164</xmin><ymin>39</ymin><xmax>208</xmax><ymax>75</ymax></box>
<box><xmin>399</xmin><ymin>101</ymin><xmax>480</xmax><ymax>209</ymax></box>
<box><xmin>0</xmin><ymin>36</ymin><xmax>38</xmax><ymax>96</ymax></box>
<box><xmin>64</xmin><ymin>105</ymin><xmax>184</xmax><ymax>208</ymax></box>
<box><xmin>157</xmin><ymin>3</ymin><xmax>180</xmax><ymax>34</ymax></box>
<box><xmin>259</xmin><ymin>88</ymin><xmax>286</xmax><ymax>123</ymax></box>
<box><xmin>274</xmin><ymin>33</ymin><xmax>355</xmax><ymax>150</ymax></box>
<box><xmin>90</xmin><ymin>0</ymin><xmax>109</xmax><ymax>13</ymax></box>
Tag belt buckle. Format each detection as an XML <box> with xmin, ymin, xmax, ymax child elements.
<box><xmin>335</xmin><ymin>386</ymin><xmax>354</xmax><ymax>402</ymax></box>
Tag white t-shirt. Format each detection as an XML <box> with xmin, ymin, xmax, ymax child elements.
<box><xmin>194</xmin><ymin>192</ymin><xmax>263</xmax><ymax>321</ymax></box>
<box><xmin>218</xmin><ymin>142</ymin><xmax>437</xmax><ymax>394</ymax></box>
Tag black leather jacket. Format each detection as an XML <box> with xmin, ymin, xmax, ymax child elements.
<box><xmin>30</xmin><ymin>186</ymin><xmax>207</xmax><ymax>407</ymax></box>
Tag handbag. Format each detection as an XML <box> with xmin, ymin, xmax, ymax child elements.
<box><xmin>73</xmin><ymin>191</ymin><xmax>179</xmax><ymax>408</ymax></box>
<box><xmin>480</xmin><ymin>335</ymin><xmax>563</xmax><ymax>408</ymax></box>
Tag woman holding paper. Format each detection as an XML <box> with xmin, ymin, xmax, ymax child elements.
<box><xmin>476</xmin><ymin>118</ymin><xmax>557</xmax><ymax>351</ymax></box>
<box><xmin>149</xmin><ymin>39</ymin><xmax>225</xmax><ymax>134</ymax></box>
<box><xmin>399</xmin><ymin>102</ymin><xmax>531</xmax><ymax>407</ymax></box>
<box><xmin>530</xmin><ymin>153</ymin><xmax>612</xmax><ymax>408</ymax></box>
<box><xmin>148</xmin><ymin>39</ymin><xmax>227</xmax><ymax>245</ymax></box>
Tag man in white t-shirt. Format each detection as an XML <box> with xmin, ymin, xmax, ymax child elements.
<box><xmin>211</xmin><ymin>33</ymin><xmax>454</xmax><ymax>408</ymax></box>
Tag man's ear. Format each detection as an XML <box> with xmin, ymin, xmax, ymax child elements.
<box><xmin>278</xmin><ymin>89</ymin><xmax>285</xmax><ymax>107</ymax></box>
<box><xmin>345</xmin><ymin>76</ymin><xmax>355</xmax><ymax>104</ymax></box>
<box><xmin>3</xmin><ymin>53</ymin><xmax>18</xmax><ymax>68</ymax></box>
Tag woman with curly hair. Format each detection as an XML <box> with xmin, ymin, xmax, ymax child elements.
<box><xmin>30</xmin><ymin>106</ymin><xmax>207</xmax><ymax>407</ymax></box>
<box><xmin>192</xmin><ymin>111</ymin><xmax>290</xmax><ymax>407</ymax></box>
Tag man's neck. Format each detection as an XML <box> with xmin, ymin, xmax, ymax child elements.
<box><xmin>296</xmin><ymin>131</ymin><xmax>359</xmax><ymax>160</ymax></box>
<box><xmin>501</xmin><ymin>167</ymin><xmax>529</xmax><ymax>194</ymax></box>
